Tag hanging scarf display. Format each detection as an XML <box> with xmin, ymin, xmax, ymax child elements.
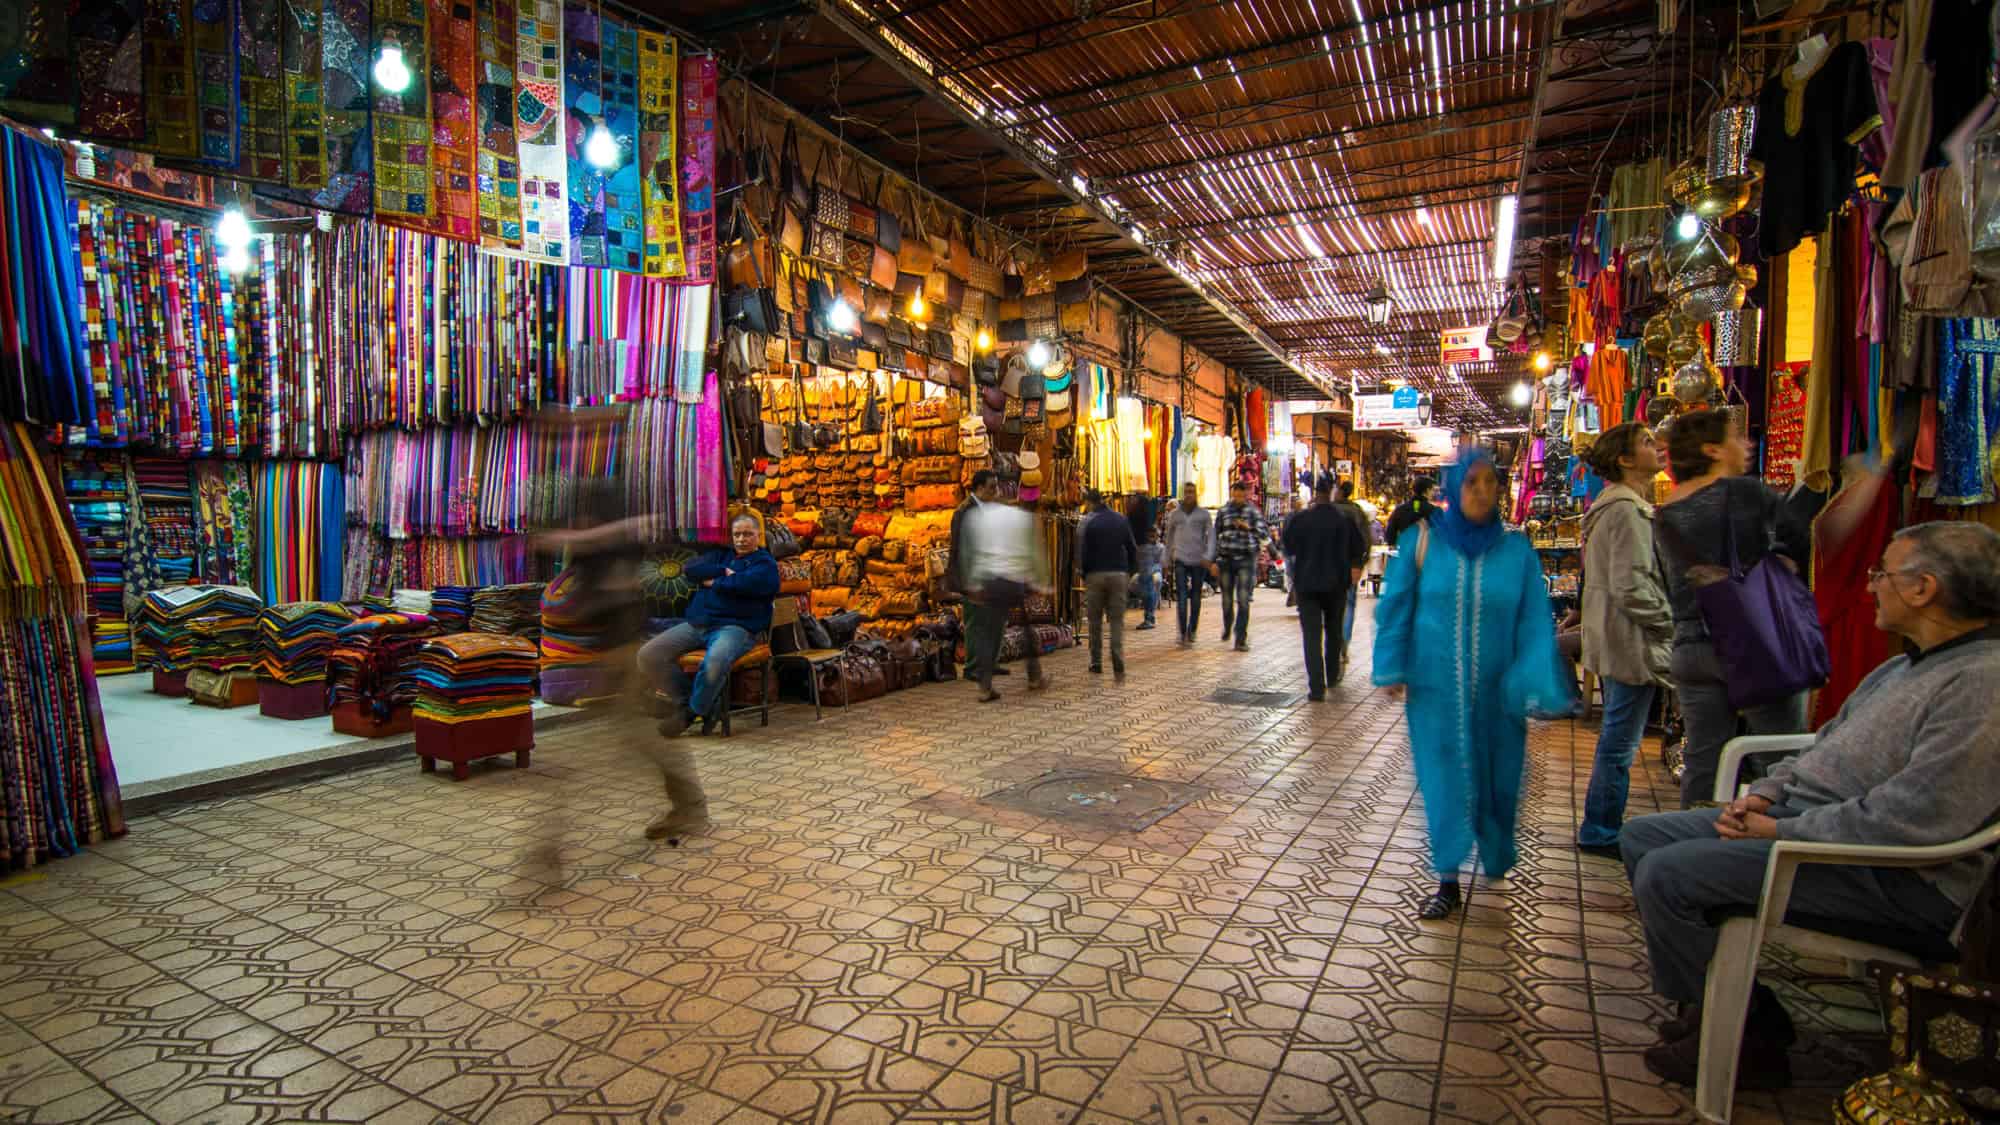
<box><xmin>234</xmin><ymin>0</ymin><xmax>287</xmax><ymax>182</ymax></box>
<box><xmin>419</xmin><ymin>0</ymin><xmax>478</xmax><ymax>242</ymax></box>
<box><xmin>675</xmin><ymin>52</ymin><xmax>716</xmax><ymax>286</ymax></box>
<box><xmin>562</xmin><ymin>6</ymin><xmax>606</xmax><ymax>266</ymax></box>
<box><xmin>370</xmin><ymin>0</ymin><xmax>434</xmax><ymax>225</ymax></box>
<box><xmin>623</xmin><ymin>385</ymin><xmax>723</xmax><ymax>542</ymax></box>
<box><xmin>192</xmin><ymin>459</ymin><xmax>255</xmax><ymax>585</ymax></box>
<box><xmin>509</xmin><ymin>0</ymin><xmax>567</xmax><ymax>264</ymax></box>
<box><xmin>0</xmin><ymin>130</ymin><xmax>90</xmax><ymax>429</ymax></box>
<box><xmin>598</xmin><ymin>14</ymin><xmax>643</xmax><ymax>273</ymax></box>
<box><xmin>0</xmin><ymin>422</ymin><xmax>125</xmax><ymax>873</ymax></box>
<box><xmin>0</xmin><ymin>0</ymin><xmax>74</xmax><ymax>127</ymax></box>
<box><xmin>638</xmin><ymin>32</ymin><xmax>682</xmax><ymax>277</ymax></box>
<box><xmin>474</xmin><ymin>0</ymin><xmax>523</xmax><ymax>250</ymax></box>
<box><xmin>252</xmin><ymin>459</ymin><xmax>343</xmax><ymax>602</ymax></box>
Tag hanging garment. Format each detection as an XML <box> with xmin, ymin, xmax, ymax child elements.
<box><xmin>1931</xmin><ymin>318</ymin><xmax>2000</xmax><ymax>504</ymax></box>
<box><xmin>1811</xmin><ymin>477</ymin><xmax>1902</xmax><ymax>727</ymax></box>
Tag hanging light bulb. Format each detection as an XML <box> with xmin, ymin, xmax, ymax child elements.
<box><xmin>216</xmin><ymin>207</ymin><xmax>252</xmax><ymax>251</ymax></box>
<box><xmin>1676</xmin><ymin>212</ymin><xmax>1701</xmax><ymax>241</ymax></box>
<box><xmin>373</xmin><ymin>35</ymin><xmax>412</xmax><ymax>93</ymax></box>
<box><xmin>975</xmin><ymin>326</ymin><xmax>993</xmax><ymax>353</ymax></box>
<box><xmin>585</xmin><ymin>123</ymin><xmax>619</xmax><ymax>170</ymax></box>
<box><xmin>1532</xmin><ymin>351</ymin><xmax>1552</xmax><ymax>372</ymax></box>
<box><xmin>828</xmin><ymin>297</ymin><xmax>857</xmax><ymax>335</ymax></box>
<box><xmin>1026</xmin><ymin>340</ymin><xmax>1051</xmax><ymax>368</ymax></box>
<box><xmin>221</xmin><ymin>245</ymin><xmax>253</xmax><ymax>274</ymax></box>
<box><xmin>1510</xmin><ymin>382</ymin><xmax>1533</xmax><ymax>408</ymax></box>
<box><xmin>908</xmin><ymin>291</ymin><xmax>928</xmax><ymax>320</ymax></box>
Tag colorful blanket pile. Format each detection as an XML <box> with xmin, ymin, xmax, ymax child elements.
<box><xmin>257</xmin><ymin>602</ymin><xmax>357</xmax><ymax>685</ymax></box>
<box><xmin>134</xmin><ymin>585</ymin><xmax>263</xmax><ymax>672</ymax></box>
<box><xmin>411</xmin><ymin>633</ymin><xmax>539</xmax><ymax>723</ymax></box>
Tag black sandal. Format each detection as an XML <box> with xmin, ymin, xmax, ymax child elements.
<box><xmin>1417</xmin><ymin>881</ymin><xmax>1462</xmax><ymax>921</ymax></box>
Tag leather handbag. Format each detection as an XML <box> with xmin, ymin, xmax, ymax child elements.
<box><xmin>870</xmin><ymin>245</ymin><xmax>898</xmax><ymax>290</ymax></box>
<box><xmin>778</xmin><ymin>201</ymin><xmax>806</xmax><ymax>256</ymax></box>
<box><xmin>1049</xmin><ymin>249</ymin><xmax>1087</xmax><ymax>282</ymax></box>
<box><xmin>958</xmin><ymin>414</ymin><xmax>989</xmax><ymax>458</ymax></box>
<box><xmin>897</xmin><ymin>201</ymin><xmax>934</xmax><ymax>274</ymax></box>
<box><xmin>725</xmin><ymin>202</ymin><xmax>774</xmax><ymax>289</ymax></box>
<box><xmin>873</xmin><ymin>177</ymin><xmax>902</xmax><ymax>253</ymax></box>
<box><xmin>781</xmin><ymin>122</ymin><xmax>811</xmax><ymax>213</ymax></box>
<box><xmin>999</xmin><ymin>319</ymin><xmax>1028</xmax><ymax>342</ymax></box>
<box><xmin>927</xmin><ymin>328</ymin><xmax>953</xmax><ymax>357</ymax></box>
<box><xmin>974</xmin><ymin>355</ymin><xmax>1001</xmax><ymax>387</ymax></box>
<box><xmin>843</xmin><ymin>234</ymin><xmax>873</xmax><ymax>278</ymax></box>
<box><xmin>1055</xmin><ymin>277</ymin><xmax>1091</xmax><ymax>305</ymax></box>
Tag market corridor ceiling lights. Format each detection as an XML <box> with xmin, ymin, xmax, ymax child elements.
<box><xmin>653</xmin><ymin>0</ymin><xmax>1709</xmax><ymax>423</ymax></box>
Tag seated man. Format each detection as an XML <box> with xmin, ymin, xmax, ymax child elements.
<box><xmin>641</xmin><ymin>515</ymin><xmax>780</xmax><ymax>736</ymax></box>
<box><xmin>1622</xmin><ymin>521</ymin><xmax>2000</xmax><ymax>1087</ymax></box>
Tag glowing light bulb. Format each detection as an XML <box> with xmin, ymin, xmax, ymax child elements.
<box><xmin>908</xmin><ymin>292</ymin><xmax>927</xmax><ymax>320</ymax></box>
<box><xmin>216</xmin><ymin>208</ymin><xmax>252</xmax><ymax>251</ymax></box>
<box><xmin>373</xmin><ymin>42</ymin><xmax>411</xmax><ymax>93</ymax></box>
<box><xmin>1509</xmin><ymin>382</ymin><xmax>1532</xmax><ymax>408</ymax></box>
<box><xmin>1532</xmin><ymin>351</ymin><xmax>1552</xmax><ymax>372</ymax></box>
<box><xmin>585</xmin><ymin>124</ymin><xmax>618</xmax><ymax>170</ymax></box>
<box><xmin>1676</xmin><ymin>212</ymin><xmax>1700</xmax><ymax>240</ymax></box>
<box><xmin>221</xmin><ymin>245</ymin><xmax>253</xmax><ymax>274</ymax></box>
<box><xmin>1026</xmin><ymin>340</ymin><xmax>1051</xmax><ymax>367</ymax></box>
<box><xmin>975</xmin><ymin>327</ymin><xmax>993</xmax><ymax>352</ymax></box>
<box><xmin>828</xmin><ymin>298</ymin><xmax>856</xmax><ymax>335</ymax></box>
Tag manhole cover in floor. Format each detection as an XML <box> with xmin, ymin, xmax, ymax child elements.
<box><xmin>981</xmin><ymin>769</ymin><xmax>1209</xmax><ymax>832</ymax></box>
<box><xmin>1205</xmin><ymin>688</ymin><xmax>1305</xmax><ymax>708</ymax></box>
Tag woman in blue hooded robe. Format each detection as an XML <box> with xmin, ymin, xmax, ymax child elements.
<box><xmin>1373</xmin><ymin>449</ymin><xmax>1573</xmax><ymax>919</ymax></box>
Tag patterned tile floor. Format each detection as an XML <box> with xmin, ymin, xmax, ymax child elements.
<box><xmin>1</xmin><ymin>599</ymin><xmax>1887</xmax><ymax>1123</ymax></box>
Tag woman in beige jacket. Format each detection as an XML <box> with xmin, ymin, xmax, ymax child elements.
<box><xmin>1575</xmin><ymin>423</ymin><xmax>1674</xmax><ymax>855</ymax></box>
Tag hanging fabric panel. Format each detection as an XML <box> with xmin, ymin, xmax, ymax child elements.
<box><xmin>234</xmin><ymin>0</ymin><xmax>287</xmax><ymax>182</ymax></box>
<box><xmin>597</xmin><ymin>14</ymin><xmax>643</xmax><ymax>273</ymax></box>
<box><xmin>637</xmin><ymin>32</ymin><xmax>682</xmax><ymax>278</ymax></box>
<box><xmin>74</xmin><ymin>1</ymin><xmax>148</xmax><ymax>143</ymax></box>
<box><xmin>562</xmin><ymin>5</ymin><xmax>606</xmax><ymax>266</ymax></box>
<box><xmin>264</xmin><ymin>0</ymin><xmax>373</xmax><ymax>213</ymax></box>
<box><xmin>1</xmin><ymin>130</ymin><xmax>91</xmax><ymax>430</ymax></box>
<box><xmin>370</xmin><ymin>0</ymin><xmax>433</xmax><ymax>224</ymax></box>
<box><xmin>0</xmin><ymin>0</ymin><xmax>76</xmax><ymax>127</ymax></box>
<box><xmin>509</xmin><ymin>0</ymin><xmax>566</xmax><ymax>264</ymax></box>
<box><xmin>473</xmin><ymin>0</ymin><xmax>522</xmax><ymax>251</ymax></box>
<box><xmin>420</xmin><ymin>0</ymin><xmax>478</xmax><ymax>242</ymax></box>
<box><xmin>676</xmin><ymin>52</ymin><xmax>716</xmax><ymax>286</ymax></box>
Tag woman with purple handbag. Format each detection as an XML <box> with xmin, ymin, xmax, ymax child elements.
<box><xmin>1655</xmin><ymin>410</ymin><xmax>1821</xmax><ymax>809</ymax></box>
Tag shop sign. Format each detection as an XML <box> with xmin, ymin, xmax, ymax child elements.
<box><xmin>1440</xmin><ymin>325</ymin><xmax>1493</xmax><ymax>364</ymax></box>
<box><xmin>1354</xmin><ymin>387</ymin><xmax>1431</xmax><ymax>431</ymax></box>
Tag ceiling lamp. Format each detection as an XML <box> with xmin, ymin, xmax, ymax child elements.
<box><xmin>215</xmin><ymin>207</ymin><xmax>252</xmax><ymax>251</ymax></box>
<box><xmin>1416</xmin><ymin>205</ymin><xmax>1434</xmax><ymax>228</ymax></box>
<box><xmin>908</xmin><ymin>291</ymin><xmax>928</xmax><ymax>320</ymax></box>
<box><xmin>1532</xmin><ymin>351</ymin><xmax>1552</xmax><ymax>372</ymax></box>
<box><xmin>1373</xmin><ymin>343</ymin><xmax>1391</xmax><ymax>356</ymax></box>
<box><xmin>1026</xmin><ymin>339</ymin><xmax>1051</xmax><ymax>368</ymax></box>
<box><xmin>1491</xmin><ymin>194</ymin><xmax>1517</xmax><ymax>280</ymax></box>
<box><xmin>585</xmin><ymin>123</ymin><xmax>619</xmax><ymax>169</ymax></box>
<box><xmin>220</xmin><ymin>245</ymin><xmax>252</xmax><ymax>274</ymax></box>
<box><xmin>975</xmin><ymin>326</ymin><xmax>993</xmax><ymax>353</ymax></box>
<box><xmin>1364</xmin><ymin>279</ymin><xmax>1393</xmax><ymax>327</ymax></box>
<box><xmin>373</xmin><ymin>35</ymin><xmax>412</xmax><ymax>93</ymax></box>
<box><xmin>1510</xmin><ymin>382</ymin><xmax>1533</xmax><ymax>408</ymax></box>
<box><xmin>827</xmin><ymin>297</ymin><xmax>857</xmax><ymax>335</ymax></box>
<box><xmin>1676</xmin><ymin>212</ymin><xmax>1702</xmax><ymax>240</ymax></box>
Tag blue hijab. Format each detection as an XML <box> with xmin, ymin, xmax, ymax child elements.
<box><xmin>1431</xmin><ymin>448</ymin><xmax>1507</xmax><ymax>558</ymax></box>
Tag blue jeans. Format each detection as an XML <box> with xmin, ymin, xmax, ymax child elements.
<box><xmin>1136</xmin><ymin>568</ymin><xmax>1160</xmax><ymax>624</ymax></box>
<box><xmin>1217</xmin><ymin>555</ymin><xmax>1256</xmax><ymax>643</ymax></box>
<box><xmin>639</xmin><ymin>622</ymin><xmax>756</xmax><ymax>719</ymax></box>
<box><xmin>1578</xmin><ymin>677</ymin><xmax>1657</xmax><ymax>846</ymax></box>
<box><xmin>1173</xmin><ymin>562</ymin><xmax>1206</xmax><ymax>639</ymax></box>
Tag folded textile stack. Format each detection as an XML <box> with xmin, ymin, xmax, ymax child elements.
<box><xmin>537</xmin><ymin>570</ymin><xmax>620</xmax><ymax>704</ymax></box>
<box><xmin>469</xmin><ymin>583</ymin><xmax>544</xmax><ymax>641</ymax></box>
<box><xmin>392</xmin><ymin>589</ymin><xmax>434</xmax><ymax>615</ymax></box>
<box><xmin>187</xmin><ymin>612</ymin><xmax>261</xmax><ymax>673</ymax></box>
<box><xmin>411</xmin><ymin>634</ymin><xmax>540</xmax><ymax>723</ymax></box>
<box><xmin>429</xmin><ymin>586</ymin><xmax>475</xmax><ymax>632</ymax></box>
<box><xmin>132</xmin><ymin>458</ymin><xmax>197</xmax><ymax>584</ymax></box>
<box><xmin>326</xmin><ymin>613</ymin><xmax>437</xmax><ymax>721</ymax></box>
<box><xmin>61</xmin><ymin>451</ymin><xmax>134</xmax><ymax>673</ymax></box>
<box><xmin>257</xmin><ymin>602</ymin><xmax>359</xmax><ymax>684</ymax></box>
<box><xmin>134</xmin><ymin>585</ymin><xmax>264</xmax><ymax>671</ymax></box>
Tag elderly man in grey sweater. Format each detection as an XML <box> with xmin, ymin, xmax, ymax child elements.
<box><xmin>1622</xmin><ymin>520</ymin><xmax>2000</xmax><ymax>1089</ymax></box>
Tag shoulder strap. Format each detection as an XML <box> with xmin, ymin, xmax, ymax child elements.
<box><xmin>1415</xmin><ymin>521</ymin><xmax>1429</xmax><ymax>572</ymax></box>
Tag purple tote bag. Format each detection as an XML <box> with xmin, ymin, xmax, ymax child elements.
<box><xmin>1690</xmin><ymin>495</ymin><xmax>1830</xmax><ymax>710</ymax></box>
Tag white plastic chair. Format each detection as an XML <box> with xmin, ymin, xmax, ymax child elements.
<box><xmin>1694</xmin><ymin>734</ymin><xmax>2000</xmax><ymax>1122</ymax></box>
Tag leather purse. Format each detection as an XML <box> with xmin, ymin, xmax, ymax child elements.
<box><xmin>870</xmin><ymin>245</ymin><xmax>898</xmax><ymax>290</ymax></box>
<box><xmin>873</xmin><ymin>177</ymin><xmax>902</xmax><ymax>253</ymax></box>
<box><xmin>897</xmin><ymin>202</ymin><xmax>934</xmax><ymax>273</ymax></box>
<box><xmin>781</xmin><ymin>122</ymin><xmax>811</xmax><ymax>214</ymax></box>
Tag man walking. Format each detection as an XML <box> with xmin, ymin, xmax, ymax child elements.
<box><xmin>1078</xmin><ymin>490</ymin><xmax>1139</xmax><ymax>682</ymax></box>
<box><xmin>1212</xmin><ymin>480</ymin><xmax>1269</xmax><ymax>652</ymax></box>
<box><xmin>1284</xmin><ymin>473</ymin><xmax>1367</xmax><ymax>700</ymax></box>
<box><xmin>964</xmin><ymin>495</ymin><xmax>1053</xmax><ymax>700</ymax></box>
<box><xmin>1163</xmin><ymin>483</ymin><xmax>1214</xmax><ymax>647</ymax></box>
<box><xmin>950</xmin><ymin>471</ymin><xmax>1007</xmax><ymax>682</ymax></box>
<box><xmin>1331</xmin><ymin>480</ymin><xmax>1373</xmax><ymax>665</ymax></box>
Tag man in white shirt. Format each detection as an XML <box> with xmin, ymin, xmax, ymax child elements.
<box><xmin>964</xmin><ymin>499</ymin><xmax>1053</xmax><ymax>700</ymax></box>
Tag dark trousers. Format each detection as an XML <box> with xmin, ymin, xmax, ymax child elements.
<box><xmin>1296</xmin><ymin>586</ymin><xmax>1346</xmax><ymax>696</ymax></box>
<box><xmin>1217</xmin><ymin>555</ymin><xmax>1256</xmax><ymax>643</ymax></box>
<box><xmin>974</xmin><ymin>580</ymin><xmax>1040</xmax><ymax>692</ymax></box>
<box><xmin>1173</xmin><ymin>562</ymin><xmax>1206</xmax><ymax>640</ymax></box>
<box><xmin>1672</xmin><ymin>640</ymin><xmax>1808</xmax><ymax>808</ymax></box>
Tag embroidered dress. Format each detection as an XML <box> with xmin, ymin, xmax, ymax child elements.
<box><xmin>1373</xmin><ymin>527</ymin><xmax>1570</xmax><ymax>879</ymax></box>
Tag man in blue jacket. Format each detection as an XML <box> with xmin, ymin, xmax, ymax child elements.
<box><xmin>641</xmin><ymin>515</ymin><xmax>780</xmax><ymax>739</ymax></box>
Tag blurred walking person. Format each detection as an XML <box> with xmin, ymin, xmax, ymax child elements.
<box><xmin>965</xmin><ymin>497</ymin><xmax>1053</xmax><ymax>700</ymax></box>
<box><xmin>950</xmin><ymin>471</ymin><xmax>1007</xmax><ymax>682</ymax></box>
<box><xmin>1331</xmin><ymin>479</ymin><xmax>1373</xmax><ymax>665</ymax></box>
<box><xmin>1284</xmin><ymin>473</ymin><xmax>1368</xmax><ymax>700</ymax></box>
<box><xmin>1135</xmin><ymin>530</ymin><xmax>1164</xmax><ymax>630</ymax></box>
<box><xmin>1078</xmin><ymin>491</ymin><xmax>1139</xmax><ymax>681</ymax></box>
<box><xmin>1164</xmin><ymin>483</ymin><xmax>1215</xmax><ymax>646</ymax></box>
<box><xmin>1575</xmin><ymin>423</ymin><xmax>1673</xmax><ymax>856</ymax></box>
<box><xmin>1374</xmin><ymin>449</ymin><xmax>1572</xmax><ymax>919</ymax></box>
